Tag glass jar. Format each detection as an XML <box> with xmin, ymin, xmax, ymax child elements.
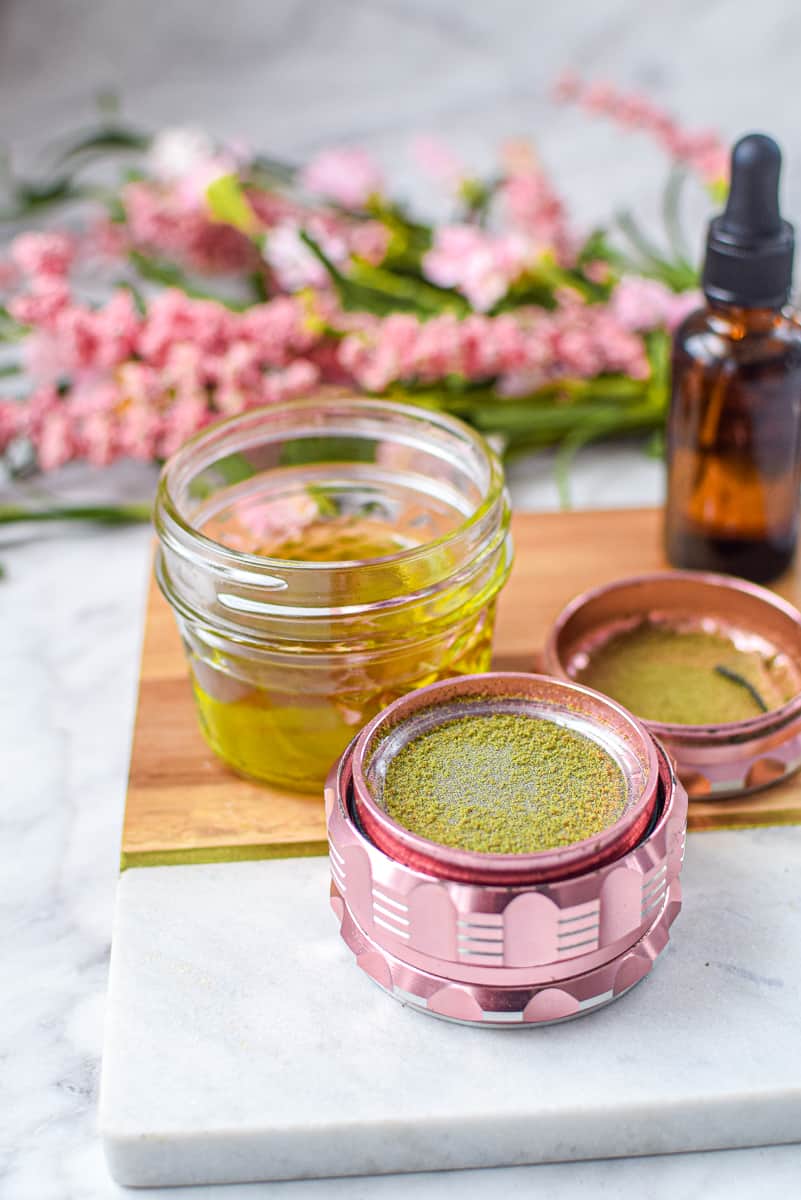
<box><xmin>154</xmin><ymin>397</ymin><xmax>513</xmax><ymax>791</ymax></box>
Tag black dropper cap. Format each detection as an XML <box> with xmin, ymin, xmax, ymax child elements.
<box><xmin>702</xmin><ymin>133</ymin><xmax>794</xmax><ymax>309</ymax></box>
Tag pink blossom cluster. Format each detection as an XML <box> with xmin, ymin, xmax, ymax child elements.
<box><xmin>0</xmin><ymin>91</ymin><xmax>706</xmax><ymax>478</ymax></box>
<box><xmin>300</xmin><ymin>146</ymin><xmax>385</xmax><ymax>210</ymax></box>
<box><xmin>339</xmin><ymin>294</ymin><xmax>653</xmax><ymax>394</ymax></box>
<box><xmin>422</xmin><ymin>225</ymin><xmax>531</xmax><ymax>312</ymax></box>
<box><xmin>122</xmin><ymin>181</ymin><xmax>260</xmax><ymax>274</ymax></box>
<box><xmin>264</xmin><ymin>212</ymin><xmax>389</xmax><ymax>292</ymax></box>
<box><xmin>554</xmin><ymin>73</ymin><xmax>729</xmax><ymax>184</ymax></box>
<box><xmin>411</xmin><ymin>135</ymin><xmax>468</xmax><ymax>191</ymax></box>
<box><xmin>611</xmin><ymin>275</ymin><xmax>700</xmax><ymax>333</ymax></box>
<box><xmin>499</xmin><ymin>170</ymin><xmax>574</xmax><ymax>262</ymax></box>
<box><xmin>0</xmin><ymin>233</ymin><xmax>326</xmax><ymax>468</ymax></box>
<box><xmin>122</xmin><ymin>172</ymin><xmax>390</xmax><ymax>287</ymax></box>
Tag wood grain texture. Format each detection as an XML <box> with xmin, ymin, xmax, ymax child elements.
<box><xmin>122</xmin><ymin>507</ymin><xmax>801</xmax><ymax>866</ymax></box>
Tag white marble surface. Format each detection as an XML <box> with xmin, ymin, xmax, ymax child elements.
<box><xmin>101</xmin><ymin>838</ymin><xmax>801</xmax><ymax>1188</ymax></box>
<box><xmin>5</xmin><ymin>1</ymin><xmax>801</xmax><ymax>1196</ymax></box>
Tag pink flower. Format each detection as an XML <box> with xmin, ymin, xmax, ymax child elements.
<box><xmin>264</xmin><ymin>220</ymin><xmax>337</xmax><ymax>291</ymax></box>
<box><xmin>611</xmin><ymin>276</ymin><xmax>700</xmax><ymax>332</ymax></box>
<box><xmin>0</xmin><ymin>400</ymin><xmax>23</xmax><ymax>452</ymax></box>
<box><xmin>499</xmin><ymin>170</ymin><xmax>574</xmax><ymax>264</ymax></box>
<box><xmin>147</xmin><ymin>127</ymin><xmax>251</xmax><ymax>207</ymax></box>
<box><xmin>123</xmin><ymin>181</ymin><xmax>257</xmax><ymax>273</ymax></box>
<box><xmin>212</xmin><ymin>341</ymin><xmax>263</xmax><ymax>415</ymax></box>
<box><xmin>35</xmin><ymin>406</ymin><xmax>74</xmax><ymax>470</ymax></box>
<box><xmin>338</xmin><ymin>300</ymin><xmax>651</xmax><ymax>393</ymax></box>
<box><xmin>137</xmin><ymin>289</ymin><xmax>236</xmax><ymax>366</ymax></box>
<box><xmin>157</xmin><ymin>394</ymin><xmax>210</xmax><ymax>459</ymax></box>
<box><xmin>11</xmin><ymin>232</ymin><xmax>75</xmax><ymax>279</ymax></box>
<box><xmin>410</xmin><ymin>135</ymin><xmax>467</xmax><ymax>189</ymax></box>
<box><xmin>117</xmin><ymin>400</ymin><xmax>162</xmax><ymax>461</ymax></box>
<box><xmin>117</xmin><ymin>362</ymin><xmax>161</xmax><ymax>407</ymax></box>
<box><xmin>94</xmin><ymin>290</ymin><xmax>141</xmax><ymax>368</ymax></box>
<box><xmin>555</xmin><ymin>75</ymin><xmax>729</xmax><ymax>185</ymax></box>
<box><xmin>261</xmin><ymin>359</ymin><xmax>320</xmax><ymax>404</ymax></box>
<box><xmin>0</xmin><ymin>258</ymin><xmax>20</xmax><ymax>291</ymax></box>
<box><xmin>147</xmin><ymin>126</ymin><xmax>216</xmax><ymax>183</ymax></box>
<box><xmin>348</xmin><ymin>220</ymin><xmax>390</xmax><ymax>265</ymax></box>
<box><xmin>423</xmin><ymin>225</ymin><xmax>529</xmax><ymax>312</ymax></box>
<box><xmin>551</xmin><ymin>70</ymin><xmax>581</xmax><ymax>102</ymax></box>
<box><xmin>237</xmin><ymin>492</ymin><xmax>319</xmax><ymax>543</ymax></box>
<box><xmin>584</xmin><ymin>259</ymin><xmax>612</xmax><ymax>285</ymax></box>
<box><xmin>86</xmin><ymin>216</ymin><xmax>130</xmax><ymax>261</ymax></box>
<box><xmin>301</xmin><ymin>147</ymin><xmax>384</xmax><ymax>209</ymax></box>
<box><xmin>160</xmin><ymin>343</ymin><xmax>206</xmax><ymax>402</ymax></box>
<box><xmin>80</xmin><ymin>409</ymin><xmax>117</xmax><ymax>465</ymax></box>
<box><xmin>24</xmin><ymin>387</ymin><xmax>74</xmax><ymax>469</ymax></box>
<box><xmin>9</xmin><ymin>278</ymin><xmax>70</xmax><ymax>330</ymax></box>
<box><xmin>239</xmin><ymin>296</ymin><xmax>317</xmax><ymax>366</ymax></box>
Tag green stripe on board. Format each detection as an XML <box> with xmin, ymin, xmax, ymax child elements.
<box><xmin>120</xmin><ymin>839</ymin><xmax>329</xmax><ymax>871</ymax></box>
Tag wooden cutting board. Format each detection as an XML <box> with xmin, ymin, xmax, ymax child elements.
<box><xmin>121</xmin><ymin>507</ymin><xmax>801</xmax><ymax>868</ymax></box>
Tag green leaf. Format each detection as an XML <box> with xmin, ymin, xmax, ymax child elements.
<box><xmin>348</xmin><ymin>260</ymin><xmax>469</xmax><ymax>316</ymax></box>
<box><xmin>457</xmin><ymin>175</ymin><xmax>500</xmax><ymax>226</ymax></box>
<box><xmin>0</xmin><ymin>503</ymin><xmax>152</xmax><ymax>525</ymax></box>
<box><xmin>0</xmin><ymin>176</ymin><xmax>94</xmax><ymax>221</ymax></box>
<box><xmin>205</xmin><ymin>173</ymin><xmax>259</xmax><ymax>235</ymax></box>
<box><xmin>299</xmin><ymin>231</ymin><xmax>468</xmax><ymax>317</ymax></box>
<box><xmin>105</xmin><ymin>193</ymin><xmax>128</xmax><ymax>223</ymax></box>
<box><xmin>646</xmin><ymin>428</ymin><xmax>666</xmax><ymax>459</ymax></box>
<box><xmin>250</xmin><ymin>154</ymin><xmax>298</xmax><ymax>187</ymax></box>
<box><xmin>368</xmin><ymin>200</ymin><xmax>432</xmax><ymax>272</ymax></box>
<box><xmin>306</xmin><ymin>483</ymin><xmax>340</xmax><ymax>517</ymax></box>
<box><xmin>554</xmin><ymin>424</ymin><xmax>614</xmax><ymax>509</ymax></box>
<box><xmin>615</xmin><ymin>210</ymin><xmax>699</xmax><ymax>292</ymax></box>
<box><xmin>661</xmin><ymin>167</ymin><xmax>695</xmax><ymax>271</ymax></box>
<box><xmin>45</xmin><ymin>124</ymin><xmax>150</xmax><ymax>170</ymax></box>
<box><xmin>279</xmin><ymin>435</ymin><xmax>376</xmax><ymax>468</ymax></box>
<box><xmin>0</xmin><ymin>304</ymin><xmax>28</xmax><ymax>342</ymax></box>
<box><xmin>128</xmin><ymin>251</ymin><xmax>254</xmax><ymax>310</ymax></box>
<box><xmin>116</xmin><ymin>279</ymin><xmax>147</xmax><ymax>316</ymax></box>
<box><xmin>189</xmin><ymin>452</ymin><xmax>255</xmax><ymax>500</ymax></box>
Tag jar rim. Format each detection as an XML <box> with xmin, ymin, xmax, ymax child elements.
<box><xmin>155</xmin><ymin>396</ymin><xmax>506</xmax><ymax>579</ymax></box>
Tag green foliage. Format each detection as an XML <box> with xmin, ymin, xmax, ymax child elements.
<box><xmin>299</xmin><ymin>231</ymin><xmax>469</xmax><ymax>317</ymax></box>
<box><xmin>205</xmin><ymin>174</ymin><xmax>259</xmax><ymax>236</ymax></box>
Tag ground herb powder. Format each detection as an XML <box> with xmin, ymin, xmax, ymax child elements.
<box><xmin>381</xmin><ymin>712</ymin><xmax>627</xmax><ymax>854</ymax></box>
<box><xmin>577</xmin><ymin>623</ymin><xmax>793</xmax><ymax>725</ymax></box>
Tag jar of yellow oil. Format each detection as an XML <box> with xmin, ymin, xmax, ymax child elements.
<box><xmin>155</xmin><ymin>397</ymin><xmax>513</xmax><ymax>791</ymax></box>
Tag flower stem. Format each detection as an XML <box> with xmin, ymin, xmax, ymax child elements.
<box><xmin>0</xmin><ymin>502</ymin><xmax>152</xmax><ymax>526</ymax></box>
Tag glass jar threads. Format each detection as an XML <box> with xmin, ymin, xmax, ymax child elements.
<box><xmin>154</xmin><ymin>397</ymin><xmax>513</xmax><ymax>791</ymax></box>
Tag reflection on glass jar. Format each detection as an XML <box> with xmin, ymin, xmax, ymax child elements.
<box><xmin>154</xmin><ymin>397</ymin><xmax>513</xmax><ymax>791</ymax></box>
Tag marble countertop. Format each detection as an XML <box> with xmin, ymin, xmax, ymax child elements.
<box><xmin>4</xmin><ymin>0</ymin><xmax>801</xmax><ymax>1193</ymax></box>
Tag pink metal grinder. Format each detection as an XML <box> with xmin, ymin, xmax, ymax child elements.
<box><xmin>544</xmin><ymin>571</ymin><xmax>801</xmax><ymax>799</ymax></box>
<box><xmin>326</xmin><ymin>673</ymin><xmax>687</xmax><ymax>1027</ymax></box>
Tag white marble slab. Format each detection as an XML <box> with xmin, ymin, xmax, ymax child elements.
<box><xmin>100</xmin><ymin>828</ymin><xmax>801</xmax><ymax>1188</ymax></box>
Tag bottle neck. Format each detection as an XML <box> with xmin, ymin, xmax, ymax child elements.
<box><xmin>703</xmin><ymin>297</ymin><xmax>786</xmax><ymax>335</ymax></box>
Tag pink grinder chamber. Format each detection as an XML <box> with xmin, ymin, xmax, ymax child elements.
<box><xmin>325</xmin><ymin>673</ymin><xmax>687</xmax><ymax>1028</ymax></box>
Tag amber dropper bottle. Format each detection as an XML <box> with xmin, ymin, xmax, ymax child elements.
<box><xmin>665</xmin><ymin>133</ymin><xmax>801</xmax><ymax>583</ymax></box>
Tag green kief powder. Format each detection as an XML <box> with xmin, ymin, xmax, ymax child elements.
<box><xmin>577</xmin><ymin>623</ymin><xmax>792</xmax><ymax>725</ymax></box>
<box><xmin>381</xmin><ymin>712</ymin><xmax>627</xmax><ymax>855</ymax></box>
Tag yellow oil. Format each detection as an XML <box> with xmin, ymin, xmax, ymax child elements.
<box><xmin>188</xmin><ymin>466</ymin><xmax>500</xmax><ymax>791</ymax></box>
